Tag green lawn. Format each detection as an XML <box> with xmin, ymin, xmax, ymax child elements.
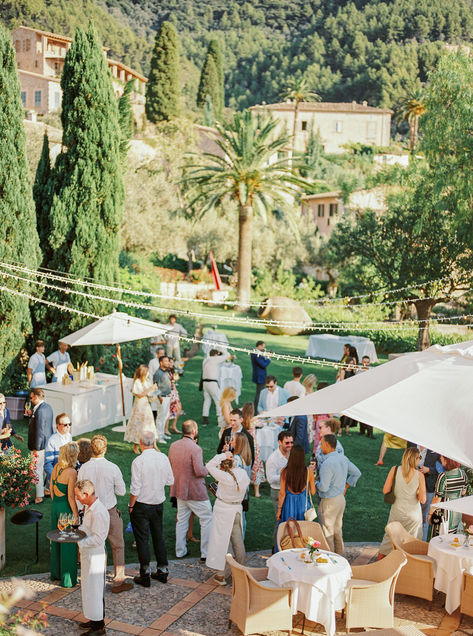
<box><xmin>1</xmin><ymin>322</ymin><xmax>403</xmax><ymax>578</ymax></box>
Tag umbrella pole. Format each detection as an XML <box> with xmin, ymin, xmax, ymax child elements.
<box><xmin>112</xmin><ymin>343</ymin><xmax>127</xmax><ymax>432</ymax></box>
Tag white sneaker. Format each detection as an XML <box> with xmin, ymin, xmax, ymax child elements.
<box><xmin>158</xmin><ymin>438</ymin><xmax>167</xmax><ymax>444</ymax></box>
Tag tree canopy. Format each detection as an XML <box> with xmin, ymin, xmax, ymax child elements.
<box><xmin>145</xmin><ymin>21</ymin><xmax>181</xmax><ymax>122</ymax></box>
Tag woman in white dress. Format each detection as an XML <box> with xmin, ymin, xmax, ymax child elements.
<box><xmin>379</xmin><ymin>446</ymin><xmax>426</xmax><ymax>555</ymax></box>
<box><xmin>124</xmin><ymin>365</ymin><xmax>157</xmax><ymax>454</ymax></box>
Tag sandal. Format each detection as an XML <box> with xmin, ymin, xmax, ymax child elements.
<box><xmin>187</xmin><ymin>536</ymin><xmax>200</xmax><ymax>543</ymax></box>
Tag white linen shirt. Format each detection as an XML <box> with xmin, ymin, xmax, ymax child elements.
<box><xmin>283</xmin><ymin>380</ymin><xmax>306</xmax><ymax>398</ymax></box>
<box><xmin>202</xmin><ymin>351</ymin><xmax>231</xmax><ymax>381</ymax></box>
<box><xmin>78</xmin><ymin>457</ymin><xmax>126</xmax><ymax>510</ymax></box>
<box><xmin>79</xmin><ymin>498</ymin><xmax>110</xmax><ymax>551</ymax></box>
<box><xmin>206</xmin><ymin>453</ymin><xmax>250</xmax><ymax>504</ymax></box>
<box><xmin>266</xmin><ymin>387</ymin><xmax>280</xmax><ymax>412</ymax></box>
<box><xmin>130</xmin><ymin>448</ymin><xmax>174</xmax><ymax>504</ymax></box>
<box><xmin>266</xmin><ymin>448</ymin><xmax>288</xmax><ymax>490</ymax></box>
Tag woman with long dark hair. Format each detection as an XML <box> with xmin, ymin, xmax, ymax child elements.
<box><xmin>277</xmin><ymin>444</ymin><xmax>316</xmax><ymax>524</ymax></box>
<box><xmin>242</xmin><ymin>402</ymin><xmax>265</xmax><ymax>497</ymax></box>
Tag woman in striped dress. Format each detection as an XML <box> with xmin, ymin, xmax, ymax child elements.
<box><xmin>429</xmin><ymin>456</ymin><xmax>467</xmax><ymax>536</ymax></box>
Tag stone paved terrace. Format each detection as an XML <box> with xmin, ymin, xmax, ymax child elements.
<box><xmin>3</xmin><ymin>544</ymin><xmax>473</xmax><ymax>635</ymax></box>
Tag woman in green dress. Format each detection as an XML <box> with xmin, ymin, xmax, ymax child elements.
<box><xmin>50</xmin><ymin>441</ymin><xmax>79</xmax><ymax>587</ymax></box>
<box><xmin>429</xmin><ymin>456</ymin><xmax>467</xmax><ymax>536</ymax></box>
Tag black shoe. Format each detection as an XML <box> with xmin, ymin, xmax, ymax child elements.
<box><xmin>200</xmin><ymin>557</ymin><xmax>206</xmax><ymax>563</ymax></box>
<box><xmin>202</xmin><ymin>416</ymin><xmax>209</xmax><ymax>427</ymax></box>
<box><xmin>81</xmin><ymin>629</ymin><xmax>105</xmax><ymax>636</ymax></box>
<box><xmin>151</xmin><ymin>570</ymin><xmax>168</xmax><ymax>584</ymax></box>
<box><xmin>133</xmin><ymin>574</ymin><xmax>150</xmax><ymax>587</ymax></box>
<box><xmin>79</xmin><ymin>621</ymin><xmax>94</xmax><ymax>630</ymax></box>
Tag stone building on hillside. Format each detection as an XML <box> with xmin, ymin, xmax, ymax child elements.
<box><xmin>250</xmin><ymin>101</ymin><xmax>392</xmax><ymax>154</ymax></box>
<box><xmin>12</xmin><ymin>26</ymin><xmax>147</xmax><ymax>125</ymax></box>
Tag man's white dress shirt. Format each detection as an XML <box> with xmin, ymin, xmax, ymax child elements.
<box><xmin>283</xmin><ymin>380</ymin><xmax>306</xmax><ymax>398</ymax></box>
<box><xmin>130</xmin><ymin>448</ymin><xmax>174</xmax><ymax>504</ymax></box>
<box><xmin>78</xmin><ymin>457</ymin><xmax>126</xmax><ymax>510</ymax></box>
<box><xmin>266</xmin><ymin>387</ymin><xmax>280</xmax><ymax>412</ymax></box>
<box><xmin>202</xmin><ymin>351</ymin><xmax>230</xmax><ymax>380</ymax></box>
<box><xmin>266</xmin><ymin>448</ymin><xmax>288</xmax><ymax>490</ymax></box>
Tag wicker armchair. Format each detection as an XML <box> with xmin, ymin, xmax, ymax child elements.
<box><xmin>276</xmin><ymin>520</ymin><xmax>330</xmax><ymax>552</ymax></box>
<box><xmin>385</xmin><ymin>521</ymin><xmax>435</xmax><ymax>601</ymax></box>
<box><xmin>226</xmin><ymin>554</ymin><xmax>294</xmax><ymax>635</ymax></box>
<box><xmin>461</xmin><ymin>572</ymin><xmax>473</xmax><ymax>618</ymax></box>
<box><xmin>345</xmin><ymin>550</ymin><xmax>407</xmax><ymax>632</ymax></box>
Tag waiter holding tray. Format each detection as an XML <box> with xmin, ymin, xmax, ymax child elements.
<box><xmin>75</xmin><ymin>479</ymin><xmax>110</xmax><ymax>636</ymax></box>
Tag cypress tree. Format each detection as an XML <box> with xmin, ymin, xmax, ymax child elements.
<box><xmin>33</xmin><ymin>133</ymin><xmax>52</xmax><ymax>259</ymax></box>
<box><xmin>118</xmin><ymin>79</ymin><xmax>134</xmax><ymax>161</ymax></box>
<box><xmin>145</xmin><ymin>21</ymin><xmax>181</xmax><ymax>122</ymax></box>
<box><xmin>0</xmin><ymin>25</ymin><xmax>40</xmax><ymax>388</ymax></box>
<box><xmin>208</xmin><ymin>39</ymin><xmax>224</xmax><ymax>115</ymax></box>
<box><xmin>41</xmin><ymin>25</ymin><xmax>124</xmax><ymax>342</ymax></box>
<box><xmin>197</xmin><ymin>51</ymin><xmax>220</xmax><ymax>119</ymax></box>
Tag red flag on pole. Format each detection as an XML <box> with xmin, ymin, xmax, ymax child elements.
<box><xmin>209</xmin><ymin>250</ymin><xmax>222</xmax><ymax>291</ymax></box>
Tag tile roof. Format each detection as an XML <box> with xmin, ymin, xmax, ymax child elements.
<box><xmin>250</xmin><ymin>101</ymin><xmax>393</xmax><ymax>114</ymax></box>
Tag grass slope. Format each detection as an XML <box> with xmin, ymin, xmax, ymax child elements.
<box><xmin>1</xmin><ymin>322</ymin><xmax>403</xmax><ymax>578</ymax></box>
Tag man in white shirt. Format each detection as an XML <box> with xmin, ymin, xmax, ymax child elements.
<box><xmin>201</xmin><ymin>349</ymin><xmax>230</xmax><ymax>426</ymax></box>
<box><xmin>164</xmin><ymin>314</ymin><xmax>187</xmax><ymax>363</ymax></box>
<box><xmin>266</xmin><ymin>431</ymin><xmax>294</xmax><ymax>547</ymax></box>
<box><xmin>129</xmin><ymin>430</ymin><xmax>174</xmax><ymax>587</ymax></box>
<box><xmin>283</xmin><ymin>366</ymin><xmax>306</xmax><ymax>398</ymax></box>
<box><xmin>44</xmin><ymin>413</ymin><xmax>72</xmax><ymax>485</ymax></box>
<box><xmin>78</xmin><ymin>435</ymin><xmax>132</xmax><ymax>594</ymax></box>
<box><xmin>46</xmin><ymin>341</ymin><xmax>71</xmax><ymax>383</ymax></box>
<box><xmin>257</xmin><ymin>375</ymin><xmax>290</xmax><ymax>414</ymax></box>
<box><xmin>148</xmin><ymin>347</ymin><xmax>165</xmax><ymax>416</ymax></box>
<box><xmin>76</xmin><ymin>479</ymin><xmax>110</xmax><ymax>636</ymax></box>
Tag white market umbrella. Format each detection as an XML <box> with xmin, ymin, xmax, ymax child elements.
<box><xmin>432</xmin><ymin>495</ymin><xmax>473</xmax><ymax>516</ymax></box>
<box><xmin>259</xmin><ymin>340</ymin><xmax>473</xmax><ymax>468</ymax></box>
<box><xmin>61</xmin><ymin>312</ymin><xmax>167</xmax><ymax>428</ymax></box>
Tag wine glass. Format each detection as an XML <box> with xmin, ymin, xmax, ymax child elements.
<box><xmin>69</xmin><ymin>513</ymin><xmax>79</xmax><ymax>538</ymax></box>
<box><xmin>57</xmin><ymin>513</ymin><xmax>66</xmax><ymax>541</ymax></box>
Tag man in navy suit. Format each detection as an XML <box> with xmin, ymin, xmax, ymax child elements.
<box><xmin>286</xmin><ymin>397</ymin><xmax>309</xmax><ymax>453</ymax></box>
<box><xmin>251</xmin><ymin>341</ymin><xmax>271</xmax><ymax>410</ymax></box>
<box><xmin>28</xmin><ymin>388</ymin><xmax>54</xmax><ymax>504</ymax></box>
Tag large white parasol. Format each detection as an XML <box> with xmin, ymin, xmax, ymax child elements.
<box><xmin>61</xmin><ymin>312</ymin><xmax>167</xmax><ymax>428</ymax></box>
<box><xmin>259</xmin><ymin>340</ymin><xmax>473</xmax><ymax>468</ymax></box>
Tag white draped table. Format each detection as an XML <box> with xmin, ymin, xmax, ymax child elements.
<box><xmin>428</xmin><ymin>534</ymin><xmax>473</xmax><ymax>614</ymax></box>
<box><xmin>38</xmin><ymin>372</ymin><xmax>133</xmax><ymax>436</ymax></box>
<box><xmin>267</xmin><ymin>548</ymin><xmax>351</xmax><ymax>636</ymax></box>
<box><xmin>306</xmin><ymin>334</ymin><xmax>378</xmax><ymax>362</ymax></box>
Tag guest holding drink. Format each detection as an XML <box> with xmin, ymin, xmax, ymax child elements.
<box><xmin>50</xmin><ymin>442</ymin><xmax>79</xmax><ymax>587</ymax></box>
<box><xmin>0</xmin><ymin>394</ymin><xmax>24</xmax><ymax>452</ymax></box>
<box><xmin>124</xmin><ymin>365</ymin><xmax>158</xmax><ymax>454</ymax></box>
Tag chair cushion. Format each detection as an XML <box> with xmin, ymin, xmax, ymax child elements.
<box><xmin>259</xmin><ymin>579</ymin><xmax>283</xmax><ymax>589</ymax></box>
<box><xmin>410</xmin><ymin>553</ymin><xmax>435</xmax><ymax>563</ymax></box>
<box><xmin>346</xmin><ymin>578</ymin><xmax>376</xmax><ymax>588</ymax></box>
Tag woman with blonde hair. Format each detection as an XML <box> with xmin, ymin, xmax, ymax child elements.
<box><xmin>302</xmin><ymin>374</ymin><xmax>317</xmax><ymax>395</ymax></box>
<box><xmin>50</xmin><ymin>441</ymin><xmax>79</xmax><ymax>587</ymax></box>
<box><xmin>378</xmin><ymin>446</ymin><xmax>426</xmax><ymax>556</ymax></box>
<box><xmin>124</xmin><ymin>364</ymin><xmax>157</xmax><ymax>454</ymax></box>
<box><xmin>218</xmin><ymin>386</ymin><xmax>237</xmax><ymax>436</ymax></box>
<box><xmin>242</xmin><ymin>402</ymin><xmax>265</xmax><ymax>497</ymax></box>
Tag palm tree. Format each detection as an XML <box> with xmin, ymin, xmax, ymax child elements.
<box><xmin>183</xmin><ymin>110</ymin><xmax>306</xmax><ymax>310</ymax></box>
<box><xmin>399</xmin><ymin>90</ymin><xmax>426</xmax><ymax>153</ymax></box>
<box><xmin>281</xmin><ymin>77</ymin><xmax>320</xmax><ymax>161</ymax></box>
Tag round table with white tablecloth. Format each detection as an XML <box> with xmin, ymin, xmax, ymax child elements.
<box><xmin>306</xmin><ymin>334</ymin><xmax>378</xmax><ymax>363</ymax></box>
<box><xmin>428</xmin><ymin>534</ymin><xmax>473</xmax><ymax>614</ymax></box>
<box><xmin>267</xmin><ymin>548</ymin><xmax>351</xmax><ymax>636</ymax></box>
<box><xmin>255</xmin><ymin>422</ymin><xmax>280</xmax><ymax>462</ymax></box>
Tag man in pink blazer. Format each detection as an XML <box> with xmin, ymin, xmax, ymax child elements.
<box><xmin>168</xmin><ymin>420</ymin><xmax>212</xmax><ymax>561</ymax></box>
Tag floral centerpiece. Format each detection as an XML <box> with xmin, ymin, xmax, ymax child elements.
<box><xmin>0</xmin><ymin>448</ymin><xmax>37</xmax><ymax>509</ymax></box>
<box><xmin>306</xmin><ymin>537</ymin><xmax>321</xmax><ymax>562</ymax></box>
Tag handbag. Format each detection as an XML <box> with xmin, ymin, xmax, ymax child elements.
<box><xmin>304</xmin><ymin>472</ymin><xmax>317</xmax><ymax>521</ymax></box>
<box><xmin>280</xmin><ymin>517</ymin><xmax>309</xmax><ymax>550</ymax></box>
<box><xmin>430</xmin><ymin>507</ymin><xmax>444</xmax><ymax>526</ymax></box>
<box><xmin>383</xmin><ymin>465</ymin><xmax>398</xmax><ymax>504</ymax></box>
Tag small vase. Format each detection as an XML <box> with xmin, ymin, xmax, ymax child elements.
<box><xmin>464</xmin><ymin>534</ymin><xmax>470</xmax><ymax>548</ymax></box>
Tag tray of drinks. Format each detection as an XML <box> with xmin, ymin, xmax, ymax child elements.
<box><xmin>47</xmin><ymin>513</ymin><xmax>85</xmax><ymax>543</ymax></box>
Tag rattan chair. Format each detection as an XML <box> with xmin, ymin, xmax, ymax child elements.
<box><xmin>226</xmin><ymin>554</ymin><xmax>294</xmax><ymax>635</ymax></box>
<box><xmin>345</xmin><ymin>549</ymin><xmax>407</xmax><ymax>632</ymax></box>
<box><xmin>385</xmin><ymin>521</ymin><xmax>435</xmax><ymax>601</ymax></box>
<box><xmin>276</xmin><ymin>519</ymin><xmax>330</xmax><ymax>552</ymax></box>
<box><xmin>460</xmin><ymin>571</ymin><xmax>473</xmax><ymax>618</ymax></box>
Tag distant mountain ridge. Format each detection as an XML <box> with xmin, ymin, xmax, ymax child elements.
<box><xmin>2</xmin><ymin>0</ymin><xmax>473</xmax><ymax>111</ymax></box>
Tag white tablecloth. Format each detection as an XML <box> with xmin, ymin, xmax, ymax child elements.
<box><xmin>428</xmin><ymin>534</ymin><xmax>473</xmax><ymax>614</ymax></box>
<box><xmin>38</xmin><ymin>372</ymin><xmax>133</xmax><ymax>436</ymax></box>
<box><xmin>267</xmin><ymin>548</ymin><xmax>351</xmax><ymax>636</ymax></box>
<box><xmin>218</xmin><ymin>362</ymin><xmax>242</xmax><ymax>404</ymax></box>
<box><xmin>202</xmin><ymin>329</ymin><xmax>229</xmax><ymax>357</ymax></box>
<box><xmin>255</xmin><ymin>423</ymin><xmax>280</xmax><ymax>462</ymax></box>
<box><xmin>306</xmin><ymin>334</ymin><xmax>378</xmax><ymax>363</ymax></box>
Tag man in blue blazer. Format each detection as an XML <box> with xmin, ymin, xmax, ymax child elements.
<box><xmin>251</xmin><ymin>341</ymin><xmax>271</xmax><ymax>409</ymax></box>
<box><xmin>286</xmin><ymin>397</ymin><xmax>309</xmax><ymax>453</ymax></box>
<box><xmin>28</xmin><ymin>388</ymin><xmax>54</xmax><ymax>504</ymax></box>
<box><xmin>257</xmin><ymin>375</ymin><xmax>290</xmax><ymax>414</ymax></box>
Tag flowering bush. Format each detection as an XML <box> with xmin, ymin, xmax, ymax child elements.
<box><xmin>0</xmin><ymin>448</ymin><xmax>37</xmax><ymax>509</ymax></box>
<box><xmin>0</xmin><ymin>581</ymin><xmax>48</xmax><ymax>633</ymax></box>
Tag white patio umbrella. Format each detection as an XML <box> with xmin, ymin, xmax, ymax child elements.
<box><xmin>432</xmin><ymin>495</ymin><xmax>473</xmax><ymax>516</ymax></box>
<box><xmin>259</xmin><ymin>340</ymin><xmax>473</xmax><ymax>468</ymax></box>
<box><xmin>61</xmin><ymin>312</ymin><xmax>167</xmax><ymax>428</ymax></box>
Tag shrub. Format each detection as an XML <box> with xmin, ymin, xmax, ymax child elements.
<box><xmin>0</xmin><ymin>448</ymin><xmax>37</xmax><ymax>509</ymax></box>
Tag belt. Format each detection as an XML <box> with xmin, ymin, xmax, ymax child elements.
<box><xmin>217</xmin><ymin>497</ymin><xmax>241</xmax><ymax>505</ymax></box>
<box><xmin>202</xmin><ymin>379</ymin><xmax>218</xmax><ymax>383</ymax></box>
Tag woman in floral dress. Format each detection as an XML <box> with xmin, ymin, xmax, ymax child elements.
<box><xmin>242</xmin><ymin>402</ymin><xmax>265</xmax><ymax>497</ymax></box>
<box><xmin>124</xmin><ymin>365</ymin><xmax>157</xmax><ymax>453</ymax></box>
<box><xmin>167</xmin><ymin>359</ymin><xmax>182</xmax><ymax>435</ymax></box>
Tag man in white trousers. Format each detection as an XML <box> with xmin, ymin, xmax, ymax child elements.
<box><xmin>75</xmin><ymin>479</ymin><xmax>110</xmax><ymax>636</ymax></box>
<box><xmin>153</xmin><ymin>355</ymin><xmax>172</xmax><ymax>444</ymax></box>
<box><xmin>201</xmin><ymin>349</ymin><xmax>230</xmax><ymax>426</ymax></box>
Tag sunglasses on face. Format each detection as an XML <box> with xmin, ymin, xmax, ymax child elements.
<box><xmin>59</xmin><ymin>422</ymin><xmax>72</xmax><ymax>427</ymax></box>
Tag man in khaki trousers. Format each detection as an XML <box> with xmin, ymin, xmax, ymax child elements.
<box><xmin>78</xmin><ymin>435</ymin><xmax>133</xmax><ymax>593</ymax></box>
<box><xmin>316</xmin><ymin>434</ymin><xmax>361</xmax><ymax>555</ymax></box>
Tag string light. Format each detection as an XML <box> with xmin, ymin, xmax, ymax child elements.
<box><xmin>0</xmin><ymin>260</ymin><xmax>454</xmax><ymax>310</ymax></box>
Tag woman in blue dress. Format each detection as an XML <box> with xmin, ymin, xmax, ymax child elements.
<box><xmin>276</xmin><ymin>444</ymin><xmax>316</xmax><ymax>545</ymax></box>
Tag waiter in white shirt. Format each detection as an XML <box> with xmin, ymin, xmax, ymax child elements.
<box><xmin>129</xmin><ymin>430</ymin><xmax>174</xmax><ymax>588</ymax></box>
<box><xmin>78</xmin><ymin>435</ymin><xmax>132</xmax><ymax>594</ymax></box>
<box><xmin>201</xmin><ymin>349</ymin><xmax>230</xmax><ymax>427</ymax></box>
<box><xmin>75</xmin><ymin>479</ymin><xmax>110</xmax><ymax>636</ymax></box>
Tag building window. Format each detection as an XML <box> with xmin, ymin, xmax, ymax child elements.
<box><xmin>367</xmin><ymin>121</ymin><xmax>377</xmax><ymax>139</ymax></box>
<box><xmin>25</xmin><ymin>39</ymin><xmax>30</xmax><ymax>51</ymax></box>
<box><xmin>15</xmin><ymin>40</ymin><xmax>20</xmax><ymax>52</ymax></box>
<box><xmin>317</xmin><ymin>204</ymin><xmax>325</xmax><ymax>217</ymax></box>
<box><xmin>34</xmin><ymin>60</ymin><xmax>38</xmax><ymax>68</ymax></box>
<box><xmin>335</xmin><ymin>121</ymin><xmax>343</xmax><ymax>133</ymax></box>
<box><xmin>54</xmin><ymin>62</ymin><xmax>59</xmax><ymax>71</ymax></box>
<box><xmin>301</xmin><ymin>120</ymin><xmax>308</xmax><ymax>131</ymax></box>
<box><xmin>54</xmin><ymin>92</ymin><xmax>61</xmax><ymax>109</ymax></box>
<box><xmin>329</xmin><ymin>203</ymin><xmax>338</xmax><ymax>216</ymax></box>
<box><xmin>327</xmin><ymin>218</ymin><xmax>330</xmax><ymax>226</ymax></box>
<box><xmin>21</xmin><ymin>92</ymin><xmax>26</xmax><ymax>107</ymax></box>
<box><xmin>34</xmin><ymin>90</ymin><xmax>41</xmax><ymax>106</ymax></box>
